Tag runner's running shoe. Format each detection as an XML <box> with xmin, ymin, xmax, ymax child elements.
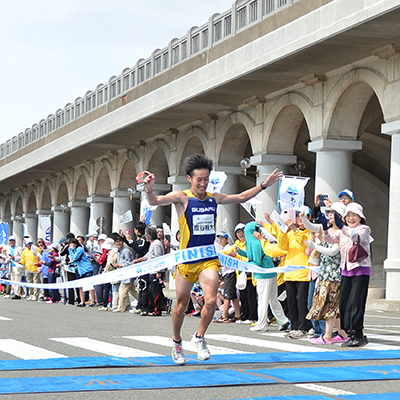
<box><xmin>191</xmin><ymin>332</ymin><xmax>211</xmax><ymax>361</ymax></box>
<box><xmin>172</xmin><ymin>340</ymin><xmax>186</xmax><ymax>365</ymax></box>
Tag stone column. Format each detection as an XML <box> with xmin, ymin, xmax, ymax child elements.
<box><xmin>250</xmin><ymin>154</ymin><xmax>297</xmax><ymax>220</ymax></box>
<box><xmin>51</xmin><ymin>206</ymin><xmax>70</xmax><ymax>243</ymax></box>
<box><xmin>23</xmin><ymin>213</ymin><xmax>38</xmax><ymax>242</ymax></box>
<box><xmin>87</xmin><ymin>196</ymin><xmax>113</xmax><ymax>235</ymax></box>
<box><xmin>68</xmin><ymin>201</ymin><xmax>90</xmax><ymax>237</ymax></box>
<box><xmin>11</xmin><ymin>216</ymin><xmax>23</xmax><ymax>246</ymax></box>
<box><xmin>167</xmin><ymin>176</ymin><xmax>189</xmax><ymax>247</ymax></box>
<box><xmin>215</xmin><ymin>166</ymin><xmax>241</xmax><ymax>237</ymax></box>
<box><xmin>110</xmin><ymin>190</ymin><xmax>137</xmax><ymax>234</ymax></box>
<box><xmin>382</xmin><ymin>121</ymin><xmax>400</xmax><ymax>300</ymax></box>
<box><xmin>36</xmin><ymin>209</ymin><xmax>52</xmax><ymax>243</ymax></box>
<box><xmin>148</xmin><ymin>184</ymin><xmax>171</xmax><ymax>226</ymax></box>
<box><xmin>308</xmin><ymin>139</ymin><xmax>362</xmax><ymax>201</ymax></box>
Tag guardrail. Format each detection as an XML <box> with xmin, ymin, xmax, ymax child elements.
<box><xmin>0</xmin><ymin>0</ymin><xmax>298</xmax><ymax>160</ymax></box>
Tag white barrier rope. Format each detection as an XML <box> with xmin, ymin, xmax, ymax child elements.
<box><xmin>0</xmin><ymin>244</ymin><xmax>320</xmax><ymax>290</ymax></box>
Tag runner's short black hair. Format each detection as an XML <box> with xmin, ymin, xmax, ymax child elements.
<box><xmin>184</xmin><ymin>154</ymin><xmax>213</xmax><ymax>177</ymax></box>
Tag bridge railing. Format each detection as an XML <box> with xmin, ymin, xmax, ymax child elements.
<box><xmin>1</xmin><ymin>0</ymin><xmax>299</xmax><ymax>160</ymax></box>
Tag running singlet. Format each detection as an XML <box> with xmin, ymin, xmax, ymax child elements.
<box><xmin>178</xmin><ymin>189</ymin><xmax>218</xmax><ymax>264</ymax></box>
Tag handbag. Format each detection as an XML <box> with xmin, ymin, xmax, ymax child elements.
<box><xmin>348</xmin><ymin>234</ymin><xmax>368</xmax><ymax>263</ymax></box>
<box><xmin>236</xmin><ymin>271</ymin><xmax>247</xmax><ymax>290</ymax></box>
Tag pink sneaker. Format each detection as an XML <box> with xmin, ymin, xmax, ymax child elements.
<box><xmin>331</xmin><ymin>334</ymin><xmax>350</xmax><ymax>343</ymax></box>
<box><xmin>310</xmin><ymin>336</ymin><xmax>333</xmax><ymax>345</ymax></box>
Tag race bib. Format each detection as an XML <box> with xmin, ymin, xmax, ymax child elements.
<box><xmin>193</xmin><ymin>214</ymin><xmax>215</xmax><ymax>235</ymax></box>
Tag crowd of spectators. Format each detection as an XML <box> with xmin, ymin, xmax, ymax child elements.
<box><xmin>0</xmin><ymin>188</ymin><xmax>372</xmax><ymax>348</ymax></box>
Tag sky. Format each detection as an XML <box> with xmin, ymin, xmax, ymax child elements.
<box><xmin>0</xmin><ymin>0</ymin><xmax>234</xmax><ymax>144</ymax></box>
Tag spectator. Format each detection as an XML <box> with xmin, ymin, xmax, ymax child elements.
<box><xmin>112</xmin><ymin>235</ymin><xmax>137</xmax><ymax>313</ymax></box>
<box><xmin>68</xmin><ymin>238</ymin><xmax>96</xmax><ymax>307</ymax></box>
<box><xmin>98</xmin><ymin>238</ymin><xmax>118</xmax><ymax>311</ymax></box>
<box><xmin>4</xmin><ymin>236</ymin><xmax>23</xmax><ymax>300</ymax></box>
<box><xmin>20</xmin><ymin>238</ymin><xmax>41</xmax><ymax>301</ymax></box>
<box><xmin>214</xmin><ymin>231</ymin><xmax>241</xmax><ymax>323</ymax></box>
<box><xmin>60</xmin><ymin>233</ymin><xmax>79</xmax><ymax>305</ymax></box>
<box><xmin>124</xmin><ymin>222</ymin><xmax>150</xmax><ymax>314</ymax></box>
<box><xmin>189</xmin><ymin>282</ymin><xmax>204</xmax><ymax>316</ymax></box>
<box><xmin>134</xmin><ymin>226</ymin><xmax>165</xmax><ymax>316</ymax></box>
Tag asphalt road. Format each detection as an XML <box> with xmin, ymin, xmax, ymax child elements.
<box><xmin>1</xmin><ymin>296</ymin><xmax>400</xmax><ymax>399</ymax></box>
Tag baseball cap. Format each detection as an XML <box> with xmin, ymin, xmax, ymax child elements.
<box><xmin>8</xmin><ymin>236</ymin><xmax>16</xmax><ymax>241</ymax></box>
<box><xmin>338</xmin><ymin>189</ymin><xmax>354</xmax><ymax>200</ymax></box>
<box><xmin>216</xmin><ymin>231</ymin><xmax>228</xmax><ymax>239</ymax></box>
<box><xmin>234</xmin><ymin>223</ymin><xmax>245</xmax><ymax>232</ymax></box>
<box><xmin>26</xmin><ymin>238</ymin><xmax>33</xmax><ymax>245</ymax></box>
<box><xmin>98</xmin><ymin>234</ymin><xmax>107</xmax><ymax>241</ymax></box>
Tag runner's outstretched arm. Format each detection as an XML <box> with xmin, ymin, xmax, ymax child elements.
<box><xmin>215</xmin><ymin>168</ymin><xmax>283</xmax><ymax>205</ymax></box>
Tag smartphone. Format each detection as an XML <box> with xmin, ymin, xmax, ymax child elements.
<box><xmin>126</xmin><ymin>229</ymin><xmax>130</xmax><ymax>235</ymax></box>
<box><xmin>254</xmin><ymin>225</ymin><xmax>260</xmax><ymax>233</ymax></box>
<box><xmin>136</xmin><ymin>171</ymin><xmax>150</xmax><ymax>184</ymax></box>
<box><xmin>280</xmin><ymin>209</ymin><xmax>296</xmax><ymax>223</ymax></box>
<box><xmin>319</xmin><ymin>194</ymin><xmax>328</xmax><ymax>207</ymax></box>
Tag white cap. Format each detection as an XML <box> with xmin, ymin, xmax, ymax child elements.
<box><xmin>344</xmin><ymin>202</ymin><xmax>365</xmax><ymax>219</ymax></box>
<box><xmin>8</xmin><ymin>236</ymin><xmax>16</xmax><ymax>241</ymax></box>
<box><xmin>234</xmin><ymin>223</ymin><xmax>245</xmax><ymax>232</ymax></box>
<box><xmin>325</xmin><ymin>202</ymin><xmax>346</xmax><ymax>218</ymax></box>
<box><xmin>49</xmin><ymin>242</ymin><xmax>59</xmax><ymax>251</ymax></box>
<box><xmin>98</xmin><ymin>234</ymin><xmax>107</xmax><ymax>241</ymax></box>
<box><xmin>26</xmin><ymin>238</ymin><xmax>33</xmax><ymax>245</ymax></box>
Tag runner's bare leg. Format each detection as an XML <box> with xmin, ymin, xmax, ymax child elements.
<box><xmin>172</xmin><ymin>271</ymin><xmax>193</xmax><ymax>342</ymax></box>
<box><xmin>197</xmin><ymin>268</ymin><xmax>219</xmax><ymax>337</ymax></box>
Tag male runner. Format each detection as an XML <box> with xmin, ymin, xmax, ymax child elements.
<box><xmin>142</xmin><ymin>154</ymin><xmax>282</xmax><ymax>365</ymax></box>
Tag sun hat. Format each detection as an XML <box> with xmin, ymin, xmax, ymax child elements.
<box><xmin>98</xmin><ymin>234</ymin><xmax>108</xmax><ymax>241</ymax></box>
<box><xmin>102</xmin><ymin>238</ymin><xmax>116</xmax><ymax>251</ymax></box>
<box><xmin>344</xmin><ymin>202</ymin><xmax>365</xmax><ymax>219</ymax></box>
<box><xmin>49</xmin><ymin>242</ymin><xmax>59</xmax><ymax>251</ymax></box>
<box><xmin>325</xmin><ymin>202</ymin><xmax>346</xmax><ymax>218</ymax></box>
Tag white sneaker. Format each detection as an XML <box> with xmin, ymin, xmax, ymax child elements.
<box><xmin>250</xmin><ymin>325</ymin><xmax>267</xmax><ymax>332</ymax></box>
<box><xmin>98</xmin><ymin>307</ymin><xmax>108</xmax><ymax>311</ymax></box>
<box><xmin>172</xmin><ymin>340</ymin><xmax>186</xmax><ymax>365</ymax></box>
<box><xmin>191</xmin><ymin>332</ymin><xmax>211</xmax><ymax>361</ymax></box>
<box><xmin>307</xmin><ymin>328</ymin><xmax>315</xmax><ymax>336</ymax></box>
<box><xmin>289</xmin><ymin>330</ymin><xmax>307</xmax><ymax>339</ymax></box>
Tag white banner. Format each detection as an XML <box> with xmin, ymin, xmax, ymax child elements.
<box><xmin>207</xmin><ymin>171</ymin><xmax>227</xmax><ymax>193</ymax></box>
<box><xmin>39</xmin><ymin>215</ymin><xmax>51</xmax><ymax>245</ymax></box>
<box><xmin>240</xmin><ymin>196</ymin><xmax>262</xmax><ymax>219</ymax></box>
<box><xmin>162</xmin><ymin>223</ymin><xmax>171</xmax><ymax>236</ymax></box>
<box><xmin>278</xmin><ymin>175</ymin><xmax>310</xmax><ymax>211</ymax></box>
<box><xmin>0</xmin><ymin>245</ymin><xmax>320</xmax><ymax>290</ymax></box>
<box><xmin>119</xmin><ymin>210</ymin><xmax>133</xmax><ymax>224</ymax></box>
<box><xmin>87</xmin><ymin>218</ymin><xmax>99</xmax><ymax>236</ymax></box>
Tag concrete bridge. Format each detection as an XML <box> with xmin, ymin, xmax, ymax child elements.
<box><xmin>1</xmin><ymin>0</ymin><xmax>400</xmax><ymax>299</ymax></box>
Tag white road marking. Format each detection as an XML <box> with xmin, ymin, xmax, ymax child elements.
<box><xmin>206</xmin><ymin>334</ymin><xmax>334</xmax><ymax>352</ymax></box>
<box><xmin>296</xmin><ymin>383</ymin><xmax>356</xmax><ymax>396</ymax></box>
<box><xmin>0</xmin><ymin>316</ymin><xmax>12</xmax><ymax>321</ymax></box>
<box><xmin>365</xmin><ymin>327</ymin><xmax>400</xmax><ymax>334</ymax></box>
<box><xmin>365</xmin><ymin>314</ymin><xmax>400</xmax><ymax>320</ymax></box>
<box><xmin>0</xmin><ymin>339</ymin><xmax>66</xmax><ymax>360</ymax></box>
<box><xmin>123</xmin><ymin>335</ymin><xmax>251</xmax><ymax>355</ymax></box>
<box><xmin>51</xmin><ymin>337</ymin><xmax>161</xmax><ymax>358</ymax></box>
<box><xmin>367</xmin><ymin>333</ymin><xmax>400</xmax><ymax>343</ymax></box>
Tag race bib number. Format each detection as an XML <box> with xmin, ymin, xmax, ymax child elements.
<box><xmin>193</xmin><ymin>214</ymin><xmax>215</xmax><ymax>235</ymax></box>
